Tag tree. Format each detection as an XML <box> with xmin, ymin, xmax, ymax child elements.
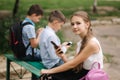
<box><xmin>93</xmin><ymin>0</ymin><xmax>97</xmax><ymax>13</ymax></box>
<box><xmin>13</xmin><ymin>0</ymin><xmax>20</xmax><ymax>18</ymax></box>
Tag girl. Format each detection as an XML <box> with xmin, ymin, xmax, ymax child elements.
<box><xmin>40</xmin><ymin>11</ymin><xmax>103</xmax><ymax>80</ymax></box>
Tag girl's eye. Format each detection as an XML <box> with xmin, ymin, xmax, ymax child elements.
<box><xmin>76</xmin><ymin>22</ymin><xmax>81</xmax><ymax>25</ymax></box>
<box><xmin>71</xmin><ymin>22</ymin><xmax>81</xmax><ymax>26</ymax></box>
<box><xmin>71</xmin><ymin>23</ymin><xmax>74</xmax><ymax>26</ymax></box>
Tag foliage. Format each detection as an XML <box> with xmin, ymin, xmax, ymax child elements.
<box><xmin>104</xmin><ymin>53</ymin><xmax>113</xmax><ymax>63</ymax></box>
<box><xmin>0</xmin><ymin>17</ymin><xmax>13</xmax><ymax>53</ymax></box>
<box><xmin>0</xmin><ymin>0</ymin><xmax>120</xmax><ymax>18</ymax></box>
<box><xmin>0</xmin><ymin>0</ymin><xmax>120</xmax><ymax>53</ymax></box>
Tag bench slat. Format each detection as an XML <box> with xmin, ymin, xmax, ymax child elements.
<box><xmin>4</xmin><ymin>54</ymin><xmax>45</xmax><ymax>77</ymax></box>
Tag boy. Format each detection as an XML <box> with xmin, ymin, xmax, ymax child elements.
<box><xmin>39</xmin><ymin>10</ymin><xmax>69</xmax><ymax>69</ymax></box>
<box><xmin>22</xmin><ymin>4</ymin><xmax>43</xmax><ymax>61</ymax></box>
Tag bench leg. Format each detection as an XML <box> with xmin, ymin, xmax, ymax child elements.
<box><xmin>31</xmin><ymin>73</ymin><xmax>39</xmax><ymax>80</ymax></box>
<box><xmin>6</xmin><ymin>58</ymin><xmax>11</xmax><ymax>80</ymax></box>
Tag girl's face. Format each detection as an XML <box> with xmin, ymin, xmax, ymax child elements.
<box><xmin>71</xmin><ymin>16</ymin><xmax>88</xmax><ymax>36</ymax></box>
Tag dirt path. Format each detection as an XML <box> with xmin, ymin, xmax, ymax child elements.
<box><xmin>93</xmin><ymin>25</ymin><xmax>120</xmax><ymax>80</ymax></box>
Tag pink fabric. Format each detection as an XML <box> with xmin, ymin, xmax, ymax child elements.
<box><xmin>80</xmin><ymin>62</ymin><xmax>109</xmax><ymax>80</ymax></box>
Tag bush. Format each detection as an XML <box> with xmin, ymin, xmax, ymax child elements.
<box><xmin>0</xmin><ymin>17</ymin><xmax>13</xmax><ymax>53</ymax></box>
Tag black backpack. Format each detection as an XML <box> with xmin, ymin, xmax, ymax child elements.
<box><xmin>9</xmin><ymin>21</ymin><xmax>32</xmax><ymax>58</ymax></box>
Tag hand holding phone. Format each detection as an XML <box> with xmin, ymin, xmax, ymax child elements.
<box><xmin>51</xmin><ymin>41</ymin><xmax>63</xmax><ymax>54</ymax></box>
<box><xmin>67</xmin><ymin>41</ymin><xmax>72</xmax><ymax>46</ymax></box>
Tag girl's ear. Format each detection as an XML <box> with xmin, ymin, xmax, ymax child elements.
<box><xmin>86</xmin><ymin>22</ymin><xmax>90</xmax><ymax>29</ymax></box>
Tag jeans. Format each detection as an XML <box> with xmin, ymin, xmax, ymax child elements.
<box><xmin>51</xmin><ymin>68</ymin><xmax>89</xmax><ymax>80</ymax></box>
<box><xmin>19</xmin><ymin>53</ymin><xmax>42</xmax><ymax>61</ymax></box>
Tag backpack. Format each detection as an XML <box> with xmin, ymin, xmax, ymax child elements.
<box><xmin>80</xmin><ymin>62</ymin><xmax>109</xmax><ymax>80</ymax></box>
<box><xmin>9</xmin><ymin>21</ymin><xmax>32</xmax><ymax>59</ymax></box>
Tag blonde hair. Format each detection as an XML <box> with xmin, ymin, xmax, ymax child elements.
<box><xmin>71</xmin><ymin>11</ymin><xmax>93</xmax><ymax>72</ymax></box>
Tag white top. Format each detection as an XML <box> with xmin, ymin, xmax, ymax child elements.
<box><xmin>76</xmin><ymin>37</ymin><xmax>103</xmax><ymax>70</ymax></box>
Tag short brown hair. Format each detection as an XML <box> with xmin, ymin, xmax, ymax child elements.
<box><xmin>27</xmin><ymin>4</ymin><xmax>43</xmax><ymax>16</ymax></box>
<box><xmin>48</xmin><ymin>10</ymin><xmax>66</xmax><ymax>23</ymax></box>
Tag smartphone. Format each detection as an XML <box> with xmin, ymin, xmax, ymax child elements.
<box><xmin>51</xmin><ymin>41</ymin><xmax>58</xmax><ymax>49</ymax></box>
<box><xmin>67</xmin><ymin>41</ymin><xmax>72</xmax><ymax>46</ymax></box>
<box><xmin>51</xmin><ymin>41</ymin><xmax>63</xmax><ymax>54</ymax></box>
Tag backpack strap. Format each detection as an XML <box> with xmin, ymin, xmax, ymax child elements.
<box><xmin>26</xmin><ymin>42</ymin><xmax>34</xmax><ymax>58</ymax></box>
<box><xmin>26</xmin><ymin>43</ymin><xmax>30</xmax><ymax>49</ymax></box>
<box><xmin>91</xmin><ymin>62</ymin><xmax>100</xmax><ymax>69</ymax></box>
<box><xmin>21</xmin><ymin>22</ymin><xmax>32</xmax><ymax>27</ymax></box>
<box><xmin>79</xmin><ymin>76</ymin><xmax>85</xmax><ymax>80</ymax></box>
<box><xmin>32</xmin><ymin>48</ymin><xmax>34</xmax><ymax>57</ymax></box>
<box><xmin>21</xmin><ymin>22</ymin><xmax>35</xmax><ymax>57</ymax></box>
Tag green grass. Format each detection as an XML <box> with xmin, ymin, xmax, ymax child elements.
<box><xmin>104</xmin><ymin>53</ymin><xmax>113</xmax><ymax>63</ymax></box>
<box><xmin>98</xmin><ymin>0</ymin><xmax>120</xmax><ymax>10</ymax></box>
<box><xmin>0</xmin><ymin>0</ymin><xmax>93</xmax><ymax>10</ymax></box>
<box><xmin>0</xmin><ymin>0</ymin><xmax>14</xmax><ymax>10</ymax></box>
<box><xmin>0</xmin><ymin>0</ymin><xmax>120</xmax><ymax>18</ymax></box>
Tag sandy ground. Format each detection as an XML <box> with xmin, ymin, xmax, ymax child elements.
<box><xmin>0</xmin><ymin>18</ymin><xmax>120</xmax><ymax>80</ymax></box>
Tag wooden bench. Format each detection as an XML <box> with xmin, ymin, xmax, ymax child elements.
<box><xmin>4</xmin><ymin>54</ymin><xmax>46</xmax><ymax>80</ymax></box>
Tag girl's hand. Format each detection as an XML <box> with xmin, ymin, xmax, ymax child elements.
<box><xmin>40</xmin><ymin>69</ymin><xmax>49</xmax><ymax>74</ymax></box>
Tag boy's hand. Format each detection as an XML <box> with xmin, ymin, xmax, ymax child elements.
<box><xmin>36</xmin><ymin>28</ymin><xmax>44</xmax><ymax>35</ymax></box>
<box><xmin>62</xmin><ymin>41</ymin><xmax>72</xmax><ymax>48</ymax></box>
<box><xmin>61</xmin><ymin>42</ymin><xmax>72</xmax><ymax>53</ymax></box>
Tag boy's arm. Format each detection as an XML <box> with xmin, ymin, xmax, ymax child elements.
<box><xmin>30</xmin><ymin>28</ymin><xmax>44</xmax><ymax>48</ymax></box>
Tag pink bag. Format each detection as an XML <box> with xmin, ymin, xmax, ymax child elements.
<box><xmin>80</xmin><ymin>62</ymin><xmax>109</xmax><ymax>80</ymax></box>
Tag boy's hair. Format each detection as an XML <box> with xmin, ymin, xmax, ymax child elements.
<box><xmin>27</xmin><ymin>4</ymin><xmax>43</xmax><ymax>16</ymax></box>
<box><xmin>48</xmin><ymin>10</ymin><xmax>66</xmax><ymax>23</ymax></box>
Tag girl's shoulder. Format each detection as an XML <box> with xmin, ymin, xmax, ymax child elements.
<box><xmin>87</xmin><ymin>37</ymin><xmax>100</xmax><ymax>49</ymax></box>
<box><xmin>89</xmin><ymin>37</ymin><xmax>99</xmax><ymax>44</ymax></box>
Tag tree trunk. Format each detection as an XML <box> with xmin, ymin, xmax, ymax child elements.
<box><xmin>13</xmin><ymin>0</ymin><xmax>19</xmax><ymax>18</ymax></box>
<box><xmin>93</xmin><ymin>0</ymin><xmax>97</xmax><ymax>13</ymax></box>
